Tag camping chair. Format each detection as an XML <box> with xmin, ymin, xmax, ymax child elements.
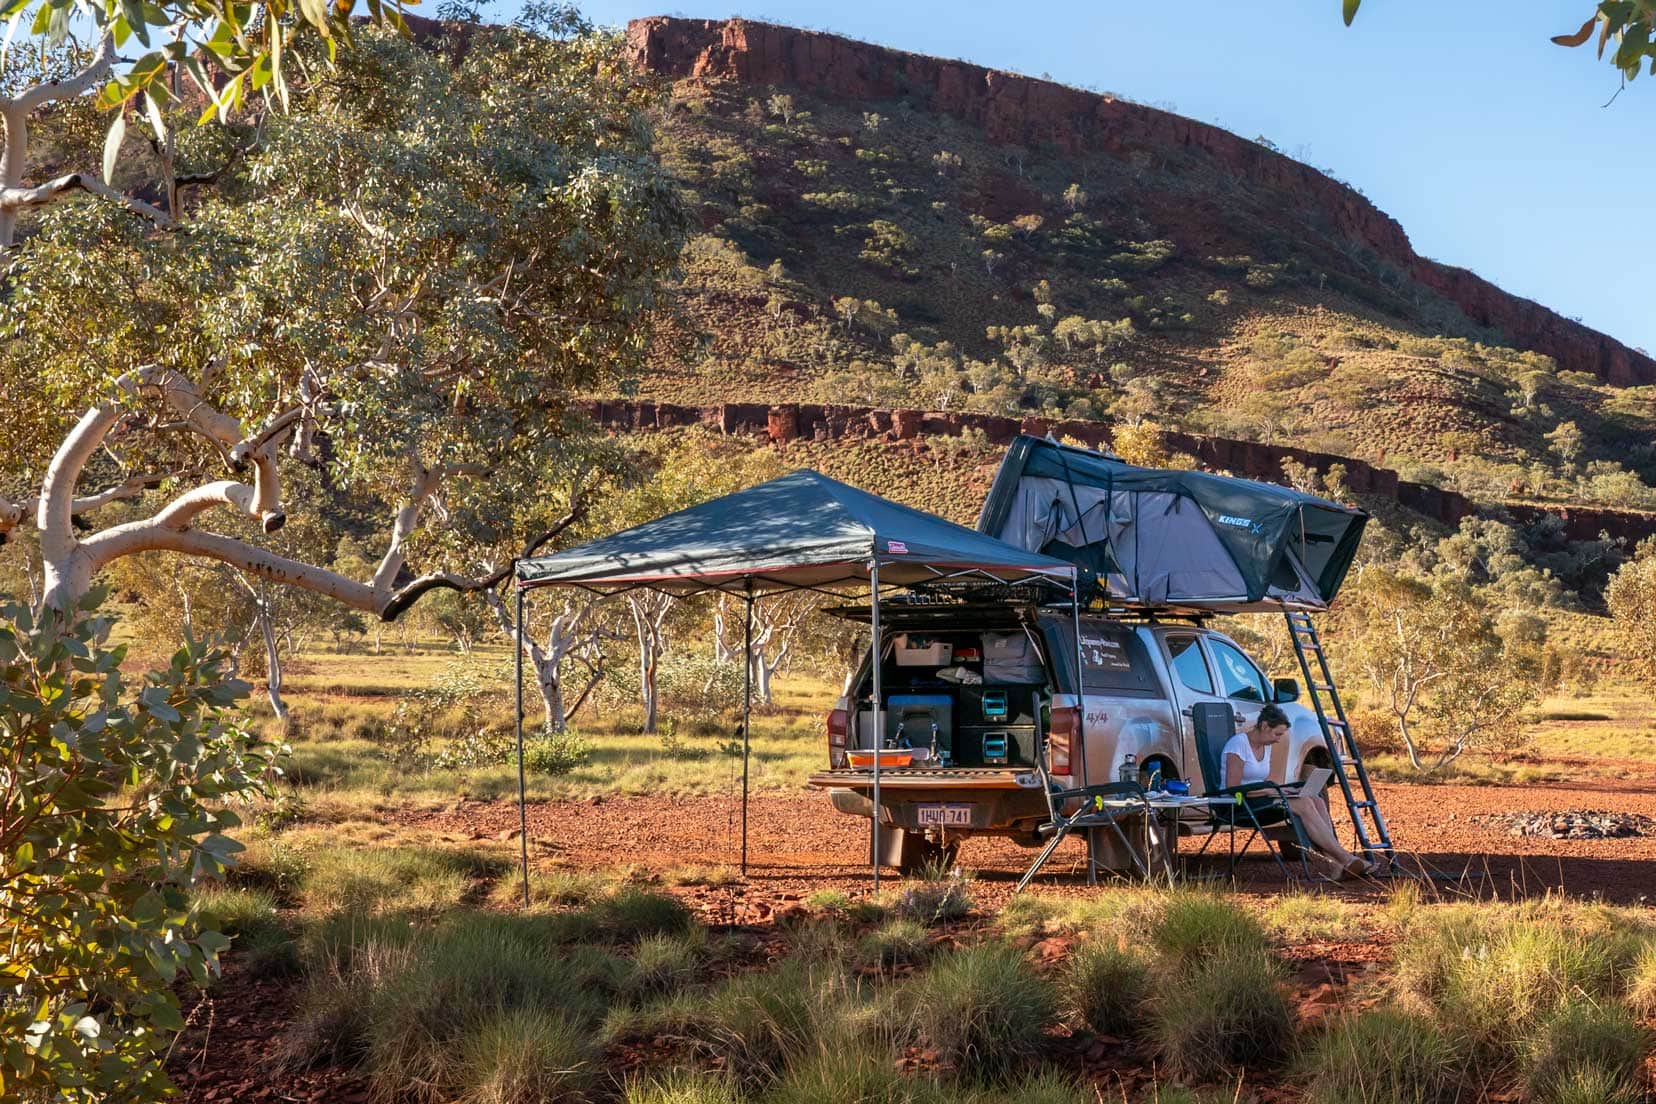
<box><xmin>1015</xmin><ymin>778</ymin><xmax>1168</xmax><ymax>892</ymax></box>
<box><xmin>1188</xmin><ymin>702</ymin><xmax>1313</xmax><ymax>881</ymax></box>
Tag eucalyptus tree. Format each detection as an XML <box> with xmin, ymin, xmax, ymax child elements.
<box><xmin>0</xmin><ymin>11</ymin><xmax>687</xmax><ymax>626</ymax></box>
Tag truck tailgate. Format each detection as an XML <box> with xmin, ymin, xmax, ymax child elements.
<box><xmin>807</xmin><ymin>767</ymin><xmax>1043</xmax><ymax>791</ymax></box>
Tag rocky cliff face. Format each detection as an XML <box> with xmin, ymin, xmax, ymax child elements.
<box><xmin>627</xmin><ymin>16</ymin><xmax>1654</xmax><ymax>387</ymax></box>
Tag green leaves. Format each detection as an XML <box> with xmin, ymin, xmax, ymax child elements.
<box><xmin>0</xmin><ymin>600</ymin><xmax>278</xmax><ymax>1099</ymax></box>
<box><xmin>1342</xmin><ymin>0</ymin><xmax>1361</xmax><ymax>26</ymax></box>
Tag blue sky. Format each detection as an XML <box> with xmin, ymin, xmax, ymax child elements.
<box><xmin>556</xmin><ymin>0</ymin><xmax>1653</xmax><ymax>356</ymax></box>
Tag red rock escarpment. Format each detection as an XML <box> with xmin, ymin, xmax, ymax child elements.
<box><xmin>626</xmin><ymin>16</ymin><xmax>1654</xmax><ymax>387</ymax></box>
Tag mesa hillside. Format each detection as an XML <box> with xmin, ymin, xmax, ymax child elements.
<box><xmin>618</xmin><ymin>16</ymin><xmax>1656</xmax><ymax>574</ymax></box>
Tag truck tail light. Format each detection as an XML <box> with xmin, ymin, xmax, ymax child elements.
<box><xmin>827</xmin><ymin>708</ymin><xmax>848</xmax><ymax>767</ymax></box>
<box><xmin>1048</xmin><ymin>703</ymin><xmax>1078</xmax><ymax>777</ymax></box>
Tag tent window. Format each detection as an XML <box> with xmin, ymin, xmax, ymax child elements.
<box><xmin>1166</xmin><ymin>634</ymin><xmax>1213</xmax><ymax>694</ymax></box>
<box><xmin>1208</xmin><ymin>638</ymin><xmax>1268</xmax><ymax>702</ymax></box>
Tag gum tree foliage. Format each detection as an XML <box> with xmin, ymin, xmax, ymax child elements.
<box><xmin>1334</xmin><ymin>567</ymin><xmax>1535</xmax><ymax>772</ymax></box>
<box><xmin>1605</xmin><ymin>540</ymin><xmax>1656</xmax><ymax>679</ymax></box>
<box><xmin>0</xmin><ymin>10</ymin><xmax>687</xmax><ymax>629</ymax></box>
<box><xmin>1343</xmin><ymin>2</ymin><xmax>1656</xmax><ymax>86</ymax></box>
<box><xmin>0</xmin><ymin>596</ymin><xmax>278</xmax><ymax>1100</ymax></box>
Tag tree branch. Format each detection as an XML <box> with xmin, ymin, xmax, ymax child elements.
<box><xmin>1</xmin><ymin>33</ymin><xmax>117</xmax><ymax>114</ymax></box>
<box><xmin>0</xmin><ymin>171</ymin><xmax>173</xmax><ymax>226</ymax></box>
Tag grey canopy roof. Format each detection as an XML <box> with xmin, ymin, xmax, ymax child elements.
<box><xmin>515</xmin><ymin>469</ymin><xmax>1077</xmax><ymax>596</ymax></box>
<box><xmin>977</xmin><ymin>436</ymin><xmax>1367</xmax><ymax>612</ymax></box>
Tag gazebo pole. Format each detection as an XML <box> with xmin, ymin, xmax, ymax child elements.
<box><xmin>869</xmin><ymin>559</ymin><xmax>883</xmax><ymax>892</ymax></box>
<box><xmin>1069</xmin><ymin>572</ymin><xmax>1094</xmax><ymax>884</ymax></box>
<box><xmin>741</xmin><ymin>579</ymin><xmax>754</xmax><ymax>876</ymax></box>
<box><xmin>514</xmin><ymin>585</ymin><xmax>531</xmax><ymax>908</ymax></box>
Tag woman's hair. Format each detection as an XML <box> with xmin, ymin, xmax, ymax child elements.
<box><xmin>1255</xmin><ymin>704</ymin><xmax>1290</xmax><ymax>730</ymax></box>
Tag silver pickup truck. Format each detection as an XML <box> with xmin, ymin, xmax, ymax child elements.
<box><xmin>806</xmin><ymin>602</ymin><xmax>1330</xmax><ymax>871</ymax></box>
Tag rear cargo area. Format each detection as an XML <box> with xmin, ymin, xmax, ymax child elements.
<box><xmin>850</xmin><ymin>626</ymin><xmax>1047</xmax><ymax>771</ymax></box>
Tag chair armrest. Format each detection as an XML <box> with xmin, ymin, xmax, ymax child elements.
<box><xmin>1213</xmin><ymin>780</ymin><xmax>1292</xmax><ymax>801</ymax></box>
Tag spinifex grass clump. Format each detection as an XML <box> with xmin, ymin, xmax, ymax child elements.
<box><xmin>1062</xmin><ymin>942</ymin><xmax>1150</xmax><ymax>1037</ymax></box>
<box><xmin>1149</xmin><ymin>943</ymin><xmax>1294</xmax><ymax>1081</ymax></box>
<box><xmin>1393</xmin><ymin>908</ymin><xmax>1622</xmax><ymax>1055</ymax></box>
<box><xmin>621</xmin><ymin>1070</ymin><xmax>744</xmax><ymax>1104</ymax></box>
<box><xmin>904</xmin><ymin>943</ymin><xmax>1057</xmax><ymax>1075</ymax></box>
<box><xmin>1626</xmin><ymin>942</ymin><xmax>1656</xmax><ymax>1018</ymax></box>
<box><xmin>856</xmin><ymin>918</ymin><xmax>932</xmax><ymax>972</ymax></box>
<box><xmin>625</xmin><ymin>931</ymin><xmax>705</xmax><ymax>997</ymax></box>
<box><xmin>891</xmin><ymin>865</ymin><xmax>973</xmax><ymax>926</ymax></box>
<box><xmin>300</xmin><ymin>846</ymin><xmax>500</xmax><ymax>916</ymax></box>
<box><xmin>1150</xmin><ymin>890</ymin><xmax>1268</xmax><ymax>968</ymax></box>
<box><xmin>1521</xmin><ymin>1002</ymin><xmax>1647</xmax><ymax>1104</ymax></box>
<box><xmin>452</xmin><ymin>1009</ymin><xmax>595</xmax><ymax>1104</ymax></box>
<box><xmin>360</xmin><ymin>916</ymin><xmax>624</xmax><ymax>1101</ymax></box>
<box><xmin>1300</xmin><ymin>1009</ymin><xmax>1466</xmax><ymax>1104</ymax></box>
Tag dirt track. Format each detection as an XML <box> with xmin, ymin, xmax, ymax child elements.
<box><xmin>403</xmin><ymin>776</ymin><xmax>1656</xmax><ymax>907</ymax></box>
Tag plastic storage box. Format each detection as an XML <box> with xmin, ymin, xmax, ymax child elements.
<box><xmin>893</xmin><ymin>634</ymin><xmax>952</xmax><ymax>666</ymax></box>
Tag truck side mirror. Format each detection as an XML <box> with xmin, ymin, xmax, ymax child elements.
<box><xmin>1273</xmin><ymin>677</ymin><xmax>1300</xmax><ymax>703</ymax></box>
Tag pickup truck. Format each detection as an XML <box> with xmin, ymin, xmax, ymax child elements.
<box><xmin>806</xmin><ymin>601</ymin><xmax>1330</xmax><ymax>871</ymax></box>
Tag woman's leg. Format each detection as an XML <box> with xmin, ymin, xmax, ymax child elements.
<box><xmin>1286</xmin><ymin>794</ymin><xmax>1360</xmax><ymax>869</ymax></box>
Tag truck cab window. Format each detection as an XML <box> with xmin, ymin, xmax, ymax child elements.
<box><xmin>1166</xmin><ymin>634</ymin><xmax>1213</xmax><ymax>694</ymax></box>
<box><xmin>1208</xmin><ymin>638</ymin><xmax>1268</xmax><ymax>702</ymax></box>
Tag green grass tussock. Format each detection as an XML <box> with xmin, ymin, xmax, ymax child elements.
<box><xmin>1521</xmin><ymin>1002</ymin><xmax>1647</xmax><ymax>1104</ymax></box>
<box><xmin>1393</xmin><ymin>909</ymin><xmax>1622</xmax><ymax>1052</ymax></box>
<box><xmin>1062</xmin><ymin>942</ymin><xmax>1149</xmax><ymax>1037</ymax></box>
<box><xmin>1149</xmin><ymin>943</ymin><xmax>1293</xmax><ymax>1081</ymax></box>
<box><xmin>1542</xmin><ymin>1066</ymin><xmax>1647</xmax><ymax>1104</ymax></box>
<box><xmin>622</xmin><ymin>1070</ymin><xmax>744</xmax><ymax>1104</ymax></box>
<box><xmin>1262</xmin><ymin>892</ymin><xmax>1366</xmax><ymax>943</ymax></box>
<box><xmin>1300</xmin><ymin>1009</ymin><xmax>1466</xmax><ymax>1104</ymax></box>
<box><xmin>1626</xmin><ymin>942</ymin><xmax>1656</xmax><ymax>1018</ymax></box>
<box><xmin>454</xmin><ymin>1010</ymin><xmax>595</xmax><ymax>1104</ymax></box>
<box><xmin>763</xmin><ymin>1043</ymin><xmax>935</xmax><ymax>1104</ymax></box>
<box><xmin>904</xmin><ymin>943</ymin><xmax>1056</xmax><ymax>1075</ymax></box>
<box><xmin>626</xmin><ymin>931</ymin><xmax>705</xmax><ymax>997</ymax></box>
<box><xmin>890</xmin><ymin>871</ymin><xmax>973</xmax><ymax>926</ymax></box>
<box><xmin>856</xmin><ymin>919</ymin><xmax>931</xmax><ymax>972</ymax></box>
<box><xmin>300</xmin><ymin>846</ymin><xmax>503</xmax><ymax>916</ymax></box>
<box><xmin>1150</xmin><ymin>890</ymin><xmax>1268</xmax><ymax>967</ymax></box>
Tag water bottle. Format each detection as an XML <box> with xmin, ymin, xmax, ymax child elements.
<box><xmin>1119</xmin><ymin>752</ymin><xmax>1138</xmax><ymax>785</ymax></box>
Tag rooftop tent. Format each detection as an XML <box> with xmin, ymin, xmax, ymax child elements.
<box><xmin>516</xmin><ymin>468</ymin><xmax>1078</xmax><ymax>595</ymax></box>
<box><xmin>977</xmin><ymin>436</ymin><xmax>1367</xmax><ymax>612</ymax></box>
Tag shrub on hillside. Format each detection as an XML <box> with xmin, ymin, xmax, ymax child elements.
<box><xmin>523</xmin><ymin>728</ymin><xmax>591</xmax><ymax>774</ymax></box>
<box><xmin>1150</xmin><ymin>944</ymin><xmax>1294</xmax><ymax>1081</ymax></box>
<box><xmin>1301</xmin><ymin>1009</ymin><xmax>1466</xmax><ymax>1104</ymax></box>
<box><xmin>905</xmin><ymin>943</ymin><xmax>1057</xmax><ymax>1074</ymax></box>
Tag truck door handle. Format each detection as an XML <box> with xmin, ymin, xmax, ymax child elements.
<box><xmin>1180</xmin><ymin>706</ymin><xmax>1193</xmax><ymax>717</ymax></box>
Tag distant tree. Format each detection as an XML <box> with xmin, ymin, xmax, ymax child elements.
<box><xmin>1063</xmin><ymin>182</ymin><xmax>1089</xmax><ymax>211</ymax></box>
<box><xmin>767</xmin><ymin>93</ymin><xmax>797</xmax><ymax>123</ymax></box>
<box><xmin>1342</xmin><ymin>2</ymin><xmax>1654</xmax><ymax>87</ymax></box>
<box><xmin>1605</xmin><ymin>542</ymin><xmax>1656</xmax><ymax>680</ymax></box>
<box><xmin>1336</xmin><ymin>567</ymin><xmax>1535</xmax><ymax>771</ymax></box>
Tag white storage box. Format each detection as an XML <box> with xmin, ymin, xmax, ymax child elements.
<box><xmin>894</xmin><ymin>634</ymin><xmax>952</xmax><ymax>666</ymax></box>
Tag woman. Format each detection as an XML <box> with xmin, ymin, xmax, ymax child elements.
<box><xmin>1223</xmin><ymin>704</ymin><xmax>1373</xmax><ymax>879</ymax></box>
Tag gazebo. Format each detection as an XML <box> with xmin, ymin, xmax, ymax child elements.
<box><xmin>508</xmin><ymin>469</ymin><xmax>1083</xmax><ymax>898</ymax></box>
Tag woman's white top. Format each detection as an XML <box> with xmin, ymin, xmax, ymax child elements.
<box><xmin>1222</xmin><ymin>734</ymin><xmax>1272</xmax><ymax>785</ymax></box>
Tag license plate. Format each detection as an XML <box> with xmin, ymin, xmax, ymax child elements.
<box><xmin>916</xmin><ymin>803</ymin><xmax>973</xmax><ymax>827</ymax></box>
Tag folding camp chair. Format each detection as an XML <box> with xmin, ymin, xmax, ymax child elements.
<box><xmin>1015</xmin><ymin>778</ymin><xmax>1166</xmax><ymax>892</ymax></box>
<box><xmin>1188</xmin><ymin>702</ymin><xmax>1313</xmax><ymax>881</ymax></box>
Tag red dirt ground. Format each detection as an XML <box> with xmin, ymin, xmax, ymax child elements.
<box><xmin>169</xmin><ymin>777</ymin><xmax>1656</xmax><ymax>1102</ymax></box>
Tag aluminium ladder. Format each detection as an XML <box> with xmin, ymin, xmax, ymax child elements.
<box><xmin>1282</xmin><ymin>608</ymin><xmax>1396</xmax><ymax>868</ymax></box>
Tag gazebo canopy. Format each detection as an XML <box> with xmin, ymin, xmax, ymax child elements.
<box><xmin>515</xmin><ymin>469</ymin><xmax>1077</xmax><ymax>595</ymax></box>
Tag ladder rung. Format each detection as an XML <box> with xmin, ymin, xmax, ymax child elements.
<box><xmin>1311</xmin><ymin>684</ymin><xmax>1335</xmax><ymax>693</ymax></box>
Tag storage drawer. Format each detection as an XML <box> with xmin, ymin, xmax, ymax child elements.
<box><xmin>957</xmin><ymin>725</ymin><xmax>1037</xmax><ymax>767</ymax></box>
